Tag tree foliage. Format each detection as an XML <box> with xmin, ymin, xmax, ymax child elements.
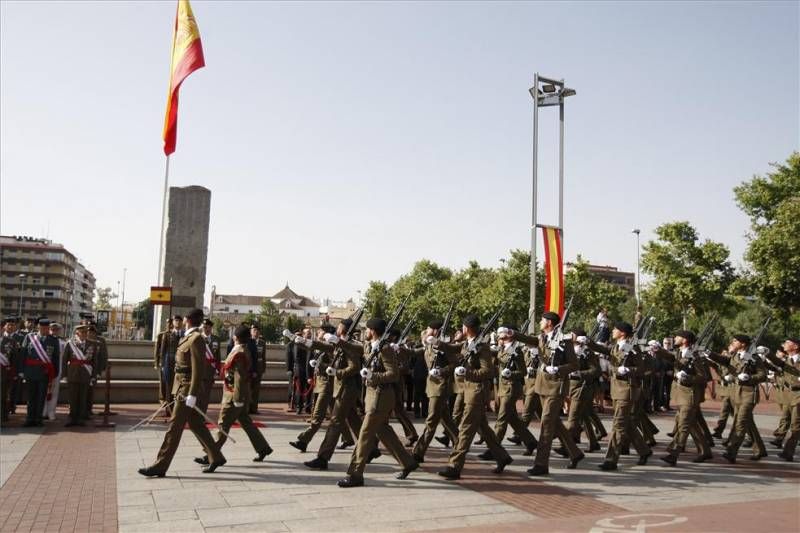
<box><xmin>565</xmin><ymin>256</ymin><xmax>630</xmax><ymax>331</ymax></box>
<box><xmin>94</xmin><ymin>287</ymin><xmax>117</xmax><ymax>310</ymax></box>
<box><xmin>131</xmin><ymin>298</ymin><xmax>154</xmax><ymax>339</ymax></box>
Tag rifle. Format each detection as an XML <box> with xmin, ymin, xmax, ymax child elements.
<box><xmin>587</xmin><ymin>320</ymin><xmax>600</xmax><ymax>342</ymax></box>
<box><xmin>330</xmin><ymin>306</ymin><xmax>365</xmax><ymax>369</ymax></box>
<box><xmin>695</xmin><ymin>313</ymin><xmax>719</xmax><ymax>352</ymax></box>
<box><xmin>365</xmin><ymin>294</ymin><xmax>411</xmax><ymax>368</ymax></box>
<box><xmin>461</xmin><ymin>303</ymin><xmax>507</xmax><ymax>365</ymax></box>
<box><xmin>546</xmin><ymin>296</ymin><xmax>575</xmax><ymax>362</ymax></box>
<box><xmin>520</xmin><ymin>308</ymin><xmax>536</xmax><ymax>336</ymax></box>
<box><xmin>398</xmin><ymin>312</ymin><xmax>418</xmax><ymax>345</ymax></box>
<box><xmin>432</xmin><ymin>299</ymin><xmax>457</xmax><ymax>370</ymax></box>
<box><xmin>741</xmin><ymin>315</ymin><xmax>772</xmax><ymax>372</ymax></box>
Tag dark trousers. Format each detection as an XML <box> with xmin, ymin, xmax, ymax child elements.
<box><xmin>412</xmin><ymin>379</ymin><xmax>428</xmax><ymax>417</ymax></box>
<box><xmin>68</xmin><ymin>381</ymin><xmax>89</xmax><ymax>423</ymax></box>
<box><xmin>25</xmin><ymin>379</ymin><xmax>47</xmax><ymax>424</ymax></box>
<box><xmin>652</xmin><ymin>373</ymin><xmax>666</xmax><ymax>410</ymax></box>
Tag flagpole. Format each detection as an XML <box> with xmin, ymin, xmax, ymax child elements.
<box><xmin>152</xmin><ymin>155</ymin><xmax>170</xmax><ymax>341</ymax></box>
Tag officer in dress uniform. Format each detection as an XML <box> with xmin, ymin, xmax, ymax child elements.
<box><xmin>336</xmin><ymin>318</ymin><xmax>419</xmax><ymax>487</ymax></box>
<box><xmin>63</xmin><ymin>324</ymin><xmax>99</xmax><ymax>427</ymax></box>
<box><xmin>286</xmin><ymin>326</ymin><xmax>312</xmax><ymax>414</ymax></box>
<box><xmin>290</xmin><ymin>325</ymin><xmax>337</xmax><ymax>452</ymax></box>
<box><xmin>1</xmin><ymin>317</ymin><xmax>21</xmax><ymax>423</ymax></box>
<box><xmin>154</xmin><ymin>316</ymin><xmax>183</xmax><ymax>413</ymax></box>
<box><xmin>435</xmin><ymin>315</ymin><xmax>513</xmax><ymax>480</ymax></box>
<box><xmin>86</xmin><ymin>320</ymin><xmax>108</xmax><ymax>417</ymax></box>
<box><xmin>20</xmin><ymin>318</ymin><xmax>60</xmax><ymax>427</ymax></box>
<box><xmin>198</xmin><ymin>319</ymin><xmax>221</xmax><ymax>413</ymax></box>
<box><xmin>250</xmin><ymin>324</ymin><xmax>268</xmax><ymax>414</ymax></box>
<box><xmin>588</xmin><ymin>321</ymin><xmax>652</xmax><ymax>471</ymax></box>
<box><xmin>139</xmin><ymin>309</ymin><xmax>226</xmax><ymax>477</ymax></box>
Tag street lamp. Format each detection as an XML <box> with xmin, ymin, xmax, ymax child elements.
<box><xmin>632</xmin><ymin>229</ymin><xmax>641</xmax><ymax>305</ymax></box>
<box><xmin>18</xmin><ymin>274</ymin><xmax>26</xmax><ymax>316</ymax></box>
<box><xmin>528</xmin><ymin>74</ymin><xmax>576</xmax><ymax>332</ymax></box>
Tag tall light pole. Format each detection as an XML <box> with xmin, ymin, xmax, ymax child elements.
<box><xmin>18</xmin><ymin>274</ymin><xmax>26</xmax><ymax>316</ymax></box>
<box><xmin>120</xmin><ymin>268</ymin><xmax>127</xmax><ymax>338</ymax></box>
<box><xmin>632</xmin><ymin>229</ymin><xmax>641</xmax><ymax>306</ymax></box>
<box><xmin>528</xmin><ymin>74</ymin><xmax>576</xmax><ymax>332</ymax></box>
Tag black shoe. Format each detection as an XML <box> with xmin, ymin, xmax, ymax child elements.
<box><xmin>598</xmin><ymin>431</ymin><xmax>608</xmax><ymax>440</ymax></box>
<box><xmin>748</xmin><ymin>452</ymin><xmax>767</xmax><ymax>461</ymax></box>
<box><xmin>692</xmin><ymin>453</ymin><xmax>713</xmax><ymax>463</ymax></box>
<box><xmin>138</xmin><ymin>467</ymin><xmax>166</xmax><ymax>478</ymax></box>
<box><xmin>338</xmin><ymin>441</ymin><xmax>353</xmax><ymax>450</ymax></box>
<box><xmin>666</xmin><ymin>432</ymin><xmax>674</xmax><ymax>438</ymax></box>
<box><xmin>493</xmin><ymin>456</ymin><xmax>513</xmax><ymax>474</ymax></box>
<box><xmin>507</xmin><ymin>435</ymin><xmax>522</xmax><ymax>445</ymax></box>
<box><xmin>22</xmin><ymin>421</ymin><xmax>36</xmax><ymax>427</ymax></box>
<box><xmin>742</xmin><ymin>440</ymin><xmax>753</xmax><ymax>448</ymax></box>
<box><xmin>777</xmin><ymin>452</ymin><xmax>794</xmax><ymax>462</ymax></box>
<box><xmin>722</xmin><ymin>452</ymin><xmax>736</xmax><ymax>464</ymax></box>
<box><xmin>586</xmin><ymin>444</ymin><xmax>602</xmax><ymax>453</ymax></box>
<box><xmin>647</xmin><ymin>439</ymin><xmax>657</xmax><ymax>448</ymax></box>
<box><xmin>566</xmin><ymin>452</ymin><xmax>585</xmax><ymax>469</ymax></box>
<box><xmin>367</xmin><ymin>447</ymin><xmax>381</xmax><ymax>464</ymax></box>
<box><xmin>721</xmin><ymin>439</ymin><xmax>730</xmax><ymax>447</ymax></box>
<box><xmin>304</xmin><ymin>457</ymin><xmax>329</xmax><ymax>470</ymax></box>
<box><xmin>64</xmin><ymin>421</ymin><xmax>78</xmax><ymax>427</ymax></box>
<box><xmin>202</xmin><ymin>459</ymin><xmax>226</xmax><ymax>473</ymax></box>
<box><xmin>523</xmin><ymin>443</ymin><xmax>536</xmax><ymax>456</ymax></box>
<box><xmin>412</xmin><ymin>453</ymin><xmax>424</xmax><ymax>464</ymax></box>
<box><xmin>253</xmin><ymin>446</ymin><xmax>273</xmax><ymax>462</ymax></box>
<box><xmin>659</xmin><ymin>454</ymin><xmax>677</xmax><ymax>466</ymax></box>
<box><xmin>194</xmin><ymin>456</ymin><xmax>210</xmax><ymax>465</ymax></box>
<box><xmin>475</xmin><ymin>438</ymin><xmax>485</xmax><ymax>445</ymax></box>
<box><xmin>337</xmin><ymin>476</ymin><xmax>364</xmax><ymax>488</ymax></box>
<box><xmin>290</xmin><ymin>440</ymin><xmax>307</xmax><ymax>453</ymax></box>
<box><xmin>437</xmin><ymin>466</ymin><xmax>461</xmax><ymax>480</ymax></box>
<box><xmin>478</xmin><ymin>450</ymin><xmax>494</xmax><ymax>461</ymax></box>
<box><xmin>397</xmin><ymin>462</ymin><xmax>419</xmax><ymax>480</ymax></box>
<box><xmin>770</xmin><ymin>439</ymin><xmax>784</xmax><ymax>448</ymax></box>
<box><xmin>708</xmin><ymin>439</ymin><xmax>716</xmax><ymax>448</ymax></box>
<box><xmin>76</xmin><ymin>421</ymin><xmax>86</xmax><ymax>427</ymax></box>
<box><xmin>620</xmin><ymin>447</ymin><xmax>630</xmax><ymax>456</ymax></box>
<box><xmin>527</xmin><ymin>464</ymin><xmax>549</xmax><ymax>476</ymax></box>
<box><xmin>404</xmin><ymin>435</ymin><xmax>419</xmax><ymax>447</ymax></box>
<box><xmin>435</xmin><ymin>436</ymin><xmax>450</xmax><ymax>448</ymax></box>
<box><xmin>637</xmin><ymin>452</ymin><xmax>652</xmax><ymax>466</ymax></box>
<box><xmin>553</xmin><ymin>447</ymin><xmax>569</xmax><ymax>458</ymax></box>
<box><xmin>599</xmin><ymin>461</ymin><xmax>618</xmax><ymax>471</ymax></box>
<box><xmin>712</xmin><ymin>431</ymin><xmax>724</xmax><ymax>439</ymax></box>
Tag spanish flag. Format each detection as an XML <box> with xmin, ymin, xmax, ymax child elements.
<box><xmin>162</xmin><ymin>0</ymin><xmax>205</xmax><ymax>156</ymax></box>
<box><xmin>542</xmin><ymin>226</ymin><xmax>565</xmax><ymax>316</ymax></box>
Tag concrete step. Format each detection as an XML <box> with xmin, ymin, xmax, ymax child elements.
<box><xmin>66</xmin><ymin>379</ymin><xmax>289</xmax><ymax>404</ymax></box>
<box><xmin>108</xmin><ymin>359</ymin><xmax>290</xmax><ymax>381</ymax></box>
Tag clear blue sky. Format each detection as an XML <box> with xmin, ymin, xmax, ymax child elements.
<box><xmin>1</xmin><ymin>1</ymin><xmax>798</xmax><ymax>305</ymax></box>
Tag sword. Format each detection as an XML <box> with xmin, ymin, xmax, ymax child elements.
<box><xmin>177</xmin><ymin>394</ymin><xmax>237</xmax><ymax>443</ymax></box>
<box><xmin>123</xmin><ymin>399</ymin><xmax>176</xmax><ymax>435</ymax></box>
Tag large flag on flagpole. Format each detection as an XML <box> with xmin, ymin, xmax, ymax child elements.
<box><xmin>162</xmin><ymin>0</ymin><xmax>205</xmax><ymax>156</ymax></box>
<box><xmin>541</xmin><ymin>226</ymin><xmax>565</xmax><ymax>316</ymax></box>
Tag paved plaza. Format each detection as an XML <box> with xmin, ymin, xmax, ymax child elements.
<box><xmin>1</xmin><ymin>402</ymin><xmax>798</xmax><ymax>533</ymax></box>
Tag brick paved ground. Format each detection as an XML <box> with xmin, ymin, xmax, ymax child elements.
<box><xmin>1</xmin><ymin>400</ymin><xmax>798</xmax><ymax>532</ymax></box>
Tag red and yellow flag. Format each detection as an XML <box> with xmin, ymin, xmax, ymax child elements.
<box><xmin>542</xmin><ymin>226</ymin><xmax>565</xmax><ymax>316</ymax></box>
<box><xmin>162</xmin><ymin>0</ymin><xmax>205</xmax><ymax>156</ymax></box>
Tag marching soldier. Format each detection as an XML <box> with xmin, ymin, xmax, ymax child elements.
<box><xmin>139</xmin><ymin>309</ymin><xmax>226</xmax><ymax>477</ymax></box>
<box><xmin>589</xmin><ymin>321</ymin><xmax>652</xmax><ymax>471</ymax></box>
<box><xmin>154</xmin><ymin>316</ymin><xmax>183</xmax><ymax>414</ymax></box>
<box><xmin>508</xmin><ymin>334</ymin><xmax>543</xmax><ymax>446</ymax></box>
<box><xmin>514</xmin><ymin>312</ymin><xmax>583</xmax><ymax>475</ymax></box>
<box><xmin>20</xmin><ymin>318</ymin><xmax>60</xmax><ymax>427</ymax></box>
<box><xmin>387</xmin><ymin>328</ymin><xmax>419</xmax><ymax>447</ymax></box>
<box><xmin>196</xmin><ymin>325</ymin><xmax>272</xmax><ymax>464</ymax></box>
<box><xmin>485</xmin><ymin>325</ymin><xmax>538</xmax><ymax>457</ymax></box>
<box><xmin>250</xmin><ymin>324</ymin><xmax>268</xmax><ymax>414</ymax></box>
<box><xmin>706</xmin><ymin>334</ymin><xmax>768</xmax><ymax>463</ymax></box>
<box><xmin>86</xmin><ymin>320</ymin><xmax>108</xmax><ymax>417</ymax></box>
<box><xmin>435</xmin><ymin>315</ymin><xmax>513</xmax><ymax>480</ymax></box>
<box><xmin>765</xmin><ymin>351</ymin><xmax>790</xmax><ymax>448</ymax></box>
<box><xmin>649</xmin><ymin>330</ymin><xmax>713</xmax><ymax>465</ymax></box>
<box><xmin>1</xmin><ymin>317</ymin><xmax>21</xmax><ymax>423</ymax></box>
<box><xmin>410</xmin><ymin>319</ymin><xmax>460</xmax><ymax>462</ymax></box>
<box><xmin>710</xmin><ymin>350</ymin><xmax>735</xmax><ymax>439</ymax></box>
<box><xmin>63</xmin><ymin>324</ymin><xmax>99</xmax><ymax>427</ymax></box>
<box><xmin>337</xmin><ymin>318</ymin><xmax>419</xmax><ymax>487</ymax></box>
<box><xmin>762</xmin><ymin>337</ymin><xmax>800</xmax><ymax>461</ymax></box>
<box><xmin>290</xmin><ymin>325</ymin><xmax>336</xmax><ymax>451</ymax></box>
<box><xmin>565</xmin><ymin>329</ymin><xmax>602</xmax><ymax>453</ymax></box>
<box><xmin>198</xmin><ymin>319</ymin><xmax>221</xmax><ymax>413</ymax></box>
<box><xmin>299</xmin><ymin>318</ymin><xmax>368</xmax><ymax>470</ymax></box>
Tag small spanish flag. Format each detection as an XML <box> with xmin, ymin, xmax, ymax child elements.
<box><xmin>162</xmin><ymin>0</ymin><xmax>205</xmax><ymax>156</ymax></box>
<box><xmin>542</xmin><ymin>226</ymin><xmax>565</xmax><ymax>317</ymax></box>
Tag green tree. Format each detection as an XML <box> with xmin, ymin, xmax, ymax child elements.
<box><xmin>211</xmin><ymin>316</ymin><xmax>230</xmax><ymax>342</ymax></box>
<box><xmin>734</xmin><ymin>152</ymin><xmax>800</xmax><ymax>332</ymax></box>
<box><xmin>131</xmin><ymin>298</ymin><xmax>154</xmax><ymax>339</ymax></box>
<box><xmin>481</xmin><ymin>249</ymin><xmax>544</xmax><ymax>328</ymax></box>
<box><xmin>94</xmin><ymin>287</ymin><xmax>117</xmax><ymax>309</ymax></box>
<box><xmin>565</xmin><ymin>256</ymin><xmax>629</xmax><ymax>331</ymax></box>
<box><xmin>386</xmin><ymin>260</ymin><xmax>454</xmax><ymax>329</ymax></box>
<box><xmin>285</xmin><ymin>314</ymin><xmax>306</xmax><ymax>334</ymax></box>
<box><xmin>641</xmin><ymin>221</ymin><xmax>737</xmax><ymax>335</ymax></box>
<box><xmin>256</xmin><ymin>300</ymin><xmax>282</xmax><ymax>342</ymax></box>
<box><xmin>363</xmin><ymin>280</ymin><xmax>389</xmax><ymax>319</ymax></box>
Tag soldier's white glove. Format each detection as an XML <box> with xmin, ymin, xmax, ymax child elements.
<box><xmin>530</xmin><ymin>348</ymin><xmax>539</xmax><ymax>356</ymax></box>
<box><xmin>676</xmin><ymin>370</ymin><xmax>688</xmax><ymax>381</ymax></box>
<box><xmin>526</xmin><ymin>367</ymin><xmax>535</xmax><ymax>377</ymax></box>
<box><xmin>325</xmin><ymin>366</ymin><xmax>336</xmax><ymax>376</ymax></box>
<box><xmin>454</xmin><ymin>366</ymin><xmax>467</xmax><ymax>377</ymax></box>
<box><xmin>360</xmin><ymin>368</ymin><xmax>373</xmax><ymax>380</ymax></box>
<box><xmin>501</xmin><ymin>368</ymin><xmax>512</xmax><ymax>378</ymax></box>
<box><xmin>390</xmin><ymin>343</ymin><xmax>400</xmax><ymax>353</ymax></box>
<box><xmin>497</xmin><ymin>327</ymin><xmax>510</xmax><ymax>338</ymax></box>
<box><xmin>302</xmin><ymin>338</ymin><xmax>313</xmax><ymax>348</ymax></box>
<box><xmin>90</xmin><ymin>378</ymin><xmax>97</xmax><ymax>386</ymax></box>
<box><xmin>282</xmin><ymin>329</ymin><xmax>294</xmax><ymax>340</ymax></box>
<box><xmin>424</xmin><ymin>336</ymin><xmax>436</xmax><ymax>345</ymax></box>
<box><xmin>724</xmin><ymin>374</ymin><xmax>734</xmax><ymax>383</ymax></box>
<box><xmin>429</xmin><ymin>368</ymin><xmax>441</xmax><ymax>378</ymax></box>
<box><xmin>620</xmin><ymin>342</ymin><xmax>633</xmax><ymax>353</ymax></box>
<box><xmin>756</xmin><ymin>346</ymin><xmax>770</xmax><ymax>356</ymax></box>
<box><xmin>233</xmin><ymin>401</ymin><xmax>244</xmax><ymax>408</ymax></box>
<box><xmin>617</xmin><ymin>366</ymin><xmax>630</xmax><ymax>376</ymax></box>
<box><xmin>184</xmin><ymin>395</ymin><xmax>197</xmax><ymax>408</ymax></box>
<box><xmin>797</xmin><ymin>376</ymin><xmax>800</xmax><ymax>383</ymax></box>
<box><xmin>545</xmin><ymin>365</ymin><xmax>558</xmax><ymax>375</ymax></box>
<box><xmin>323</xmin><ymin>333</ymin><xmax>340</xmax><ymax>344</ymax></box>
<box><xmin>737</xmin><ymin>372</ymin><xmax>750</xmax><ymax>382</ymax></box>
<box><xmin>569</xmin><ymin>371</ymin><xmax>579</xmax><ymax>378</ymax></box>
<box><xmin>309</xmin><ymin>359</ymin><xmax>318</xmax><ymax>368</ymax></box>
<box><xmin>648</xmin><ymin>340</ymin><xmax>661</xmax><ymax>348</ymax></box>
<box><xmin>576</xmin><ymin>336</ymin><xmax>588</xmax><ymax>345</ymax></box>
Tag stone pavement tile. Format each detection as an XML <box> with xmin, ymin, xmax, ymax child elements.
<box><xmin>206</xmin><ymin>521</ymin><xmax>289</xmax><ymax>532</ymax></box>
<box><xmin>221</xmin><ymin>488</ymin><xmax>300</xmax><ymax>506</ymax></box>
<box><xmin>157</xmin><ymin>509</ymin><xmax>198</xmax><ymax>521</ymax></box>
<box><xmin>118</xmin><ymin>505</ymin><xmax>158</xmax><ymax>525</ymax></box>
<box><xmin>117</xmin><ymin>477</ymin><xmax>184</xmax><ymax>493</ymax></box>
<box><xmin>151</xmin><ymin>486</ymin><xmax>230</xmax><ymax>511</ymax></box>
<box><xmin>118</xmin><ymin>490</ymin><xmax>156</xmax><ymax>507</ymax></box>
<box><xmin>119</xmin><ymin>518</ymin><xmax>206</xmax><ymax>532</ymax></box>
<box><xmin>197</xmin><ymin>502</ymin><xmax>310</xmax><ymax>528</ymax></box>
